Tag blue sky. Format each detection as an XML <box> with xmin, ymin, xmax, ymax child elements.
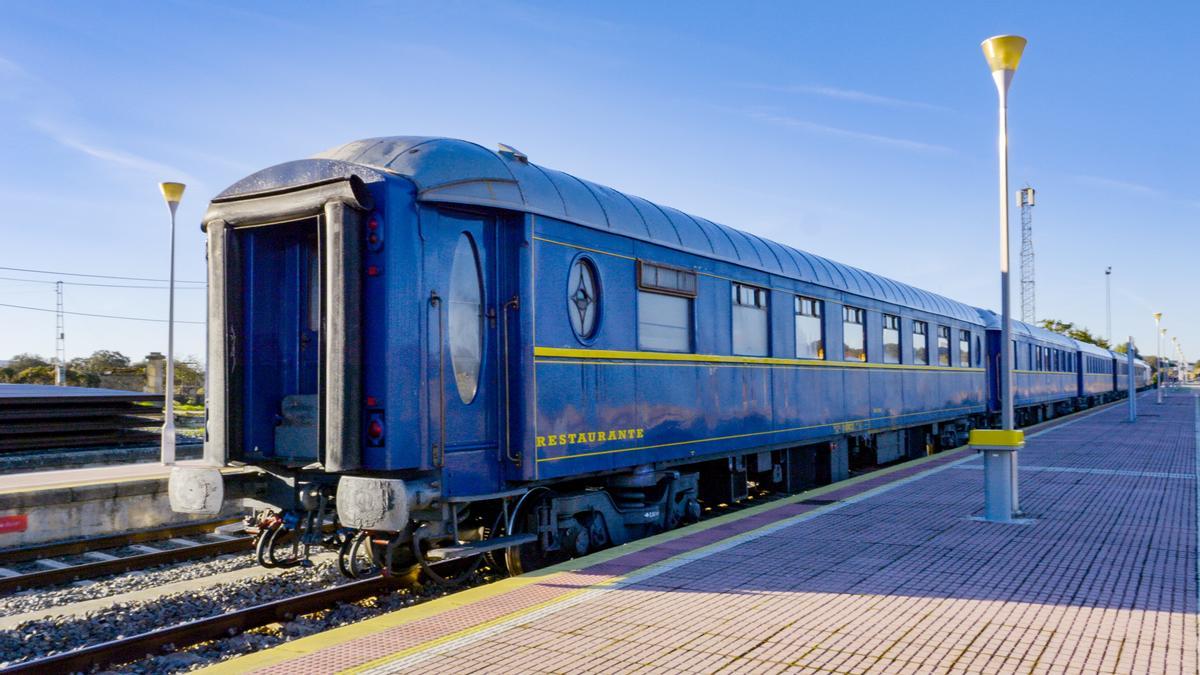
<box><xmin>0</xmin><ymin>1</ymin><xmax>1195</xmax><ymax>365</ymax></box>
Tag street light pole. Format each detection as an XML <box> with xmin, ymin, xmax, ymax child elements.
<box><xmin>1105</xmin><ymin>267</ymin><xmax>1112</xmax><ymax>346</ymax></box>
<box><xmin>974</xmin><ymin>34</ymin><xmax>1027</xmax><ymax>523</ymax></box>
<box><xmin>1154</xmin><ymin>312</ymin><xmax>1162</xmax><ymax>403</ymax></box>
<box><xmin>159</xmin><ymin>181</ymin><xmax>186</xmax><ymax>466</ymax></box>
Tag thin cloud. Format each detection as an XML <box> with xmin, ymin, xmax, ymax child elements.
<box><xmin>741</xmin><ymin>82</ymin><xmax>949</xmax><ymax>112</ymax></box>
<box><xmin>32</xmin><ymin>119</ymin><xmax>197</xmax><ymax>183</ymax></box>
<box><xmin>0</xmin><ymin>55</ymin><xmax>26</xmax><ymax>78</ymax></box>
<box><xmin>1071</xmin><ymin>174</ymin><xmax>1162</xmax><ymax>196</ymax></box>
<box><xmin>749</xmin><ymin>111</ymin><xmax>954</xmax><ymax>154</ymax></box>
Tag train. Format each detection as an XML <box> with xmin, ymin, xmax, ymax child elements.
<box><xmin>167</xmin><ymin>137</ymin><xmax>1153</xmax><ymax>579</ymax></box>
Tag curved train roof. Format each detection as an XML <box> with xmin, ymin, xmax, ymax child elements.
<box><xmin>1076</xmin><ymin>339</ymin><xmax>1114</xmax><ymax>358</ymax></box>
<box><xmin>977</xmin><ymin>311</ymin><xmax>1078</xmax><ymax>349</ymax></box>
<box><xmin>302</xmin><ymin>136</ymin><xmax>983</xmax><ymax>323</ymax></box>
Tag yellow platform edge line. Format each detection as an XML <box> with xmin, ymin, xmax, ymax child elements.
<box><xmin>200</xmin><ymin>448</ymin><xmax>964</xmax><ymax>675</ymax></box>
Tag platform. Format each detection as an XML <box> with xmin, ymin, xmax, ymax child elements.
<box><xmin>208</xmin><ymin>391</ymin><xmax>1198</xmax><ymax>674</ymax></box>
<box><xmin>0</xmin><ymin>461</ymin><xmax>253</xmax><ymax>548</ymax></box>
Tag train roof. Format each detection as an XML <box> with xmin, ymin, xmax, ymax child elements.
<box><xmin>297</xmin><ymin>136</ymin><xmax>984</xmax><ymax>323</ymax></box>
<box><xmin>1075</xmin><ymin>339</ymin><xmax>1114</xmax><ymax>358</ymax></box>
<box><xmin>976</xmin><ymin>312</ymin><xmax>1077</xmax><ymax>348</ymax></box>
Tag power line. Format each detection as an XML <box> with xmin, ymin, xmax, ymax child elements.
<box><xmin>0</xmin><ymin>302</ymin><xmax>204</xmax><ymax>324</ymax></box>
<box><xmin>0</xmin><ymin>265</ymin><xmax>206</xmax><ymax>284</ymax></box>
<box><xmin>0</xmin><ymin>276</ymin><xmax>205</xmax><ymax>290</ymax></box>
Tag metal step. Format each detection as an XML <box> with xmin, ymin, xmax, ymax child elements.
<box><xmin>422</xmin><ymin>534</ymin><xmax>537</xmax><ymax>563</ymax></box>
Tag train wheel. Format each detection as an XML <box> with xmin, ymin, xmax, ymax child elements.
<box><xmin>504</xmin><ymin>489</ymin><xmax>563</xmax><ymax>576</ymax></box>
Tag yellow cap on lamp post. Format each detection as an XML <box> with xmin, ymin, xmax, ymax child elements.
<box><xmin>1154</xmin><ymin>312</ymin><xmax>1162</xmax><ymax>322</ymax></box>
<box><xmin>981</xmin><ymin>35</ymin><xmax>1027</xmax><ymax>73</ymax></box>
<box><xmin>159</xmin><ymin>182</ymin><xmax>186</xmax><ymax>215</ymax></box>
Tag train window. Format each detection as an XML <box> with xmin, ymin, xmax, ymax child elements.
<box><xmin>975</xmin><ymin>336</ymin><xmax>982</xmax><ymax>367</ymax></box>
<box><xmin>567</xmin><ymin>257</ymin><xmax>600</xmax><ymax>341</ymax></box>
<box><xmin>958</xmin><ymin>330</ymin><xmax>971</xmax><ymax>368</ymax></box>
<box><xmin>449</xmin><ymin>233</ymin><xmax>483</xmax><ymax>405</ymax></box>
<box><xmin>638</xmin><ymin>260</ymin><xmax>697</xmax><ymax>297</ymax></box>
<box><xmin>1028</xmin><ymin>344</ymin><xmax>1033</xmax><ymax>370</ymax></box>
<box><xmin>1012</xmin><ymin>340</ymin><xmax>1018</xmax><ymax>368</ymax></box>
<box><xmin>913</xmin><ymin>321</ymin><xmax>929</xmax><ymax>365</ymax></box>
<box><xmin>638</xmin><ymin>291</ymin><xmax>691</xmax><ymax>352</ymax></box>
<box><xmin>882</xmin><ymin>314</ymin><xmax>900</xmax><ymax>364</ymax></box>
<box><xmin>936</xmin><ymin>326</ymin><xmax>951</xmax><ymax>366</ymax></box>
<box><xmin>842</xmin><ymin>306</ymin><xmax>866</xmax><ymax>362</ymax></box>
<box><xmin>794</xmin><ymin>296</ymin><xmax>824</xmax><ymax>359</ymax></box>
<box><xmin>732</xmin><ymin>283</ymin><xmax>769</xmax><ymax>356</ymax></box>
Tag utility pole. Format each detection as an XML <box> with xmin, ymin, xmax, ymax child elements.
<box><xmin>1018</xmin><ymin>187</ymin><xmax>1036</xmax><ymax>324</ymax></box>
<box><xmin>55</xmin><ymin>280</ymin><xmax>66</xmax><ymax>386</ymax></box>
<box><xmin>1104</xmin><ymin>267</ymin><xmax>1112</xmax><ymax>345</ymax></box>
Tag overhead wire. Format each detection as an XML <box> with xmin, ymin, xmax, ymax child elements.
<box><xmin>0</xmin><ymin>265</ymin><xmax>205</xmax><ymax>284</ymax></box>
<box><xmin>0</xmin><ymin>276</ymin><xmax>204</xmax><ymax>290</ymax></box>
<box><xmin>0</xmin><ymin>302</ymin><xmax>204</xmax><ymax>324</ymax></box>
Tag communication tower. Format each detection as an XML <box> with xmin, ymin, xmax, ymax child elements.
<box><xmin>55</xmin><ymin>280</ymin><xmax>66</xmax><ymax>386</ymax></box>
<box><xmin>1018</xmin><ymin>187</ymin><xmax>1036</xmax><ymax>324</ymax></box>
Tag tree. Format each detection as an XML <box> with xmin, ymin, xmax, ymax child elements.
<box><xmin>7</xmin><ymin>353</ymin><xmax>49</xmax><ymax>372</ymax></box>
<box><xmin>1039</xmin><ymin>319</ymin><xmax>1110</xmax><ymax>349</ymax></box>
<box><xmin>175</xmin><ymin>356</ymin><xmax>204</xmax><ymax>388</ymax></box>
<box><xmin>70</xmin><ymin>350</ymin><xmax>132</xmax><ymax>374</ymax></box>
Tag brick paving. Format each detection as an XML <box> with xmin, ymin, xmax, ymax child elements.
<box><xmin>247</xmin><ymin>392</ymin><xmax>1198</xmax><ymax>674</ymax></box>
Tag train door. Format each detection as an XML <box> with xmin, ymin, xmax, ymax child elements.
<box><xmin>429</xmin><ymin>209</ymin><xmax>510</xmax><ymax>494</ymax></box>
<box><xmin>234</xmin><ymin>217</ymin><xmax>322</xmax><ymax>464</ymax></box>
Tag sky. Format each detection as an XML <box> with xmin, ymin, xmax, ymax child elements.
<box><xmin>0</xmin><ymin>1</ymin><xmax>1195</xmax><ymax>366</ymax></box>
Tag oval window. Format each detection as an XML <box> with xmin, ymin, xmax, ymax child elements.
<box><xmin>568</xmin><ymin>257</ymin><xmax>599</xmax><ymax>340</ymax></box>
<box><xmin>449</xmin><ymin>234</ymin><xmax>483</xmax><ymax>404</ymax></box>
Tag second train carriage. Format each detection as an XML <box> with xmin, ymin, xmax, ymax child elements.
<box><xmin>168</xmin><ymin>136</ymin><xmax>1147</xmax><ymax>577</ymax></box>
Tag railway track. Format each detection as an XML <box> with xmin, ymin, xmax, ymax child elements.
<box><xmin>2</xmin><ymin>576</ymin><xmax>403</xmax><ymax>674</ymax></box>
<box><xmin>0</xmin><ymin>518</ymin><xmax>251</xmax><ymax>595</ymax></box>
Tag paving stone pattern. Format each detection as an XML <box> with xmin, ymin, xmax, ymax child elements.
<box><xmin>257</xmin><ymin>393</ymin><xmax>1198</xmax><ymax>674</ymax></box>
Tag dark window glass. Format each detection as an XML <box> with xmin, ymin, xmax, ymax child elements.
<box><xmin>913</xmin><ymin>321</ymin><xmax>929</xmax><ymax>365</ymax></box>
<box><xmin>843</xmin><ymin>306</ymin><xmax>866</xmax><ymax>362</ymax></box>
<box><xmin>794</xmin><ymin>296</ymin><xmax>824</xmax><ymax>359</ymax></box>
<box><xmin>882</xmin><ymin>314</ymin><xmax>900</xmax><ymax>364</ymax></box>
<box><xmin>958</xmin><ymin>330</ymin><xmax>971</xmax><ymax>368</ymax></box>
<box><xmin>732</xmin><ymin>283</ymin><xmax>769</xmax><ymax>356</ymax></box>
<box><xmin>937</xmin><ymin>326</ymin><xmax>951</xmax><ymax>366</ymax></box>
<box><xmin>449</xmin><ymin>233</ymin><xmax>483</xmax><ymax>404</ymax></box>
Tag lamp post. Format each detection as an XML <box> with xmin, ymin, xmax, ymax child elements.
<box><xmin>1161</xmin><ymin>327</ymin><xmax>1168</xmax><ymax>387</ymax></box>
<box><xmin>1154</xmin><ymin>313</ymin><xmax>1163</xmax><ymax>403</ymax></box>
<box><xmin>973</xmin><ymin>34</ymin><xmax>1027</xmax><ymax>523</ymax></box>
<box><xmin>1105</xmin><ymin>267</ymin><xmax>1112</xmax><ymax>345</ymax></box>
<box><xmin>159</xmin><ymin>181</ymin><xmax>185</xmax><ymax>465</ymax></box>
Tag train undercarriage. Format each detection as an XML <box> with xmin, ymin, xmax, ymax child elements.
<box><xmin>242</xmin><ymin>422</ymin><xmax>985</xmax><ymax>585</ymax></box>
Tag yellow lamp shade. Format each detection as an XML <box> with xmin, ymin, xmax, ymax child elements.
<box><xmin>159</xmin><ymin>181</ymin><xmax>186</xmax><ymax>205</ymax></box>
<box><xmin>1153</xmin><ymin>312</ymin><xmax>1162</xmax><ymax>321</ymax></box>
<box><xmin>981</xmin><ymin>35</ymin><xmax>1027</xmax><ymax>72</ymax></box>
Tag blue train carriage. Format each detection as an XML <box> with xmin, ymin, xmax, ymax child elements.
<box><xmin>1107</xmin><ymin>350</ymin><xmax>1151</xmax><ymax>394</ymax></box>
<box><xmin>982</xmin><ymin>313</ymin><xmax>1080</xmax><ymax>424</ymax></box>
<box><xmin>1075</xmin><ymin>338</ymin><xmax>1118</xmax><ymax>405</ymax></box>
<box><xmin>168</xmin><ymin>137</ymin><xmax>987</xmax><ymax>577</ymax></box>
<box><xmin>1135</xmin><ymin>358</ymin><xmax>1152</xmax><ymax>390</ymax></box>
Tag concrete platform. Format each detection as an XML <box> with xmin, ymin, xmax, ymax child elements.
<box><xmin>0</xmin><ymin>462</ymin><xmax>253</xmax><ymax>548</ymax></box>
<box><xmin>205</xmin><ymin>391</ymin><xmax>1198</xmax><ymax>675</ymax></box>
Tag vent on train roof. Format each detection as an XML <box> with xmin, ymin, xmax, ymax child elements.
<box><xmin>497</xmin><ymin>144</ymin><xmax>528</xmax><ymax>163</ymax></box>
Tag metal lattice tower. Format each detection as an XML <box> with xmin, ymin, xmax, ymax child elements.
<box><xmin>1018</xmin><ymin>187</ymin><xmax>1036</xmax><ymax>324</ymax></box>
<box><xmin>54</xmin><ymin>280</ymin><xmax>66</xmax><ymax>386</ymax></box>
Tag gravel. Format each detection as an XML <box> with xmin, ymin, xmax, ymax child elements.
<box><xmin>0</xmin><ymin>552</ymin><xmax>256</xmax><ymax>617</ymax></box>
<box><xmin>0</xmin><ymin>557</ymin><xmax>487</xmax><ymax>674</ymax></box>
